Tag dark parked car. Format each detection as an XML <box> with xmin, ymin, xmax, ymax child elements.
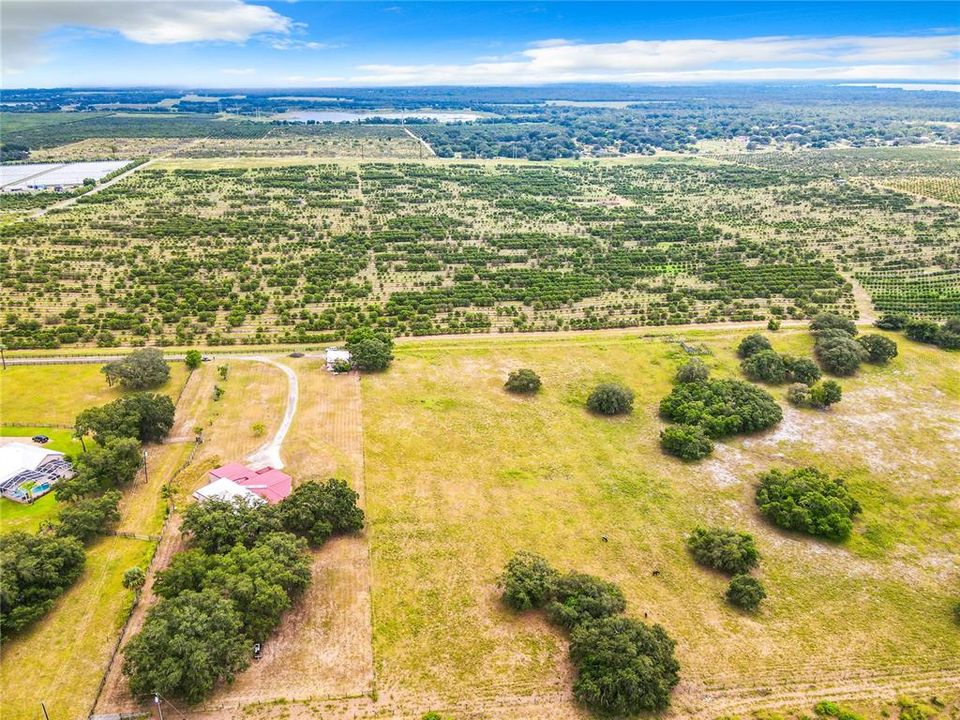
<box><xmin>289</xmin><ymin>352</ymin><xmax>305</xmax><ymax>358</ymax></box>
<box><xmin>32</xmin><ymin>435</ymin><xmax>49</xmax><ymax>444</ymax></box>
<box><xmin>253</xmin><ymin>642</ymin><xmax>262</xmax><ymax>660</ymax></box>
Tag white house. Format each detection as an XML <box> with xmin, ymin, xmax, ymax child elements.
<box><xmin>193</xmin><ymin>476</ymin><xmax>265</xmax><ymax>505</ymax></box>
<box><xmin>0</xmin><ymin>442</ymin><xmax>74</xmax><ymax>502</ymax></box>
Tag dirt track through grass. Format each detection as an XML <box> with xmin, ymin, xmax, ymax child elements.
<box><xmin>195</xmin><ymin>363</ymin><xmax>375</xmax><ymax>716</ymax></box>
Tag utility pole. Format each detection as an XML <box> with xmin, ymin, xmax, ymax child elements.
<box><xmin>142</xmin><ymin>450</ymin><xmax>149</xmax><ymax>485</ymax></box>
<box><xmin>0</xmin><ymin>342</ymin><xmax>6</xmax><ymax>370</ymax></box>
<box><xmin>155</xmin><ymin>694</ymin><xmax>165</xmax><ymax>720</ymax></box>
<box><xmin>40</xmin><ymin>702</ymin><xmax>50</xmax><ymax>720</ymax></box>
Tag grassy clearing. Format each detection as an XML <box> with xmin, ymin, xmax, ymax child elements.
<box><xmin>0</xmin><ymin>363</ymin><xmax>190</xmax><ymax>425</ymax></box>
<box><xmin>0</xmin><ymin>536</ymin><xmax>154</xmax><ymax>720</ymax></box>
<box><xmin>0</xmin><ymin>492</ymin><xmax>59</xmax><ymax>534</ymax></box>
<box><xmin>362</xmin><ymin>327</ymin><xmax>960</xmax><ymax>715</ymax></box>
<box><xmin>0</xmin><ymin>425</ymin><xmax>85</xmax><ymax>453</ymax></box>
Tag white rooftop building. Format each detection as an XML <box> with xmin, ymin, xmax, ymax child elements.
<box><xmin>0</xmin><ymin>442</ymin><xmax>74</xmax><ymax>502</ymax></box>
<box><xmin>192</xmin><ymin>476</ymin><xmax>265</xmax><ymax>505</ymax></box>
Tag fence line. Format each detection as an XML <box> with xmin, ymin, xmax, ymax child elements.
<box><xmin>1</xmin><ymin>422</ymin><xmax>74</xmax><ymax>429</ymax></box>
<box><xmin>86</xmin><ymin>383</ymin><xmax>202</xmax><ymax>720</ymax></box>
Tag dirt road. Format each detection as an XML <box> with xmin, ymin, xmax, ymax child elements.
<box><xmin>242</xmin><ymin>356</ymin><xmax>299</xmax><ymax>469</ymax></box>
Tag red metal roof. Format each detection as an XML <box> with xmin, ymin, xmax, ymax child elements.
<box><xmin>209</xmin><ymin>462</ymin><xmax>292</xmax><ymax>504</ymax></box>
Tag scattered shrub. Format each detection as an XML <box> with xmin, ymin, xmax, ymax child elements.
<box><xmin>500</xmin><ymin>551</ymin><xmax>558</xmax><ymax>611</ymax></box>
<box><xmin>782</xmin><ymin>355</ymin><xmax>822</xmax><ymax>385</ymax></box>
<box><xmin>123</xmin><ymin>566</ymin><xmax>147</xmax><ymax>591</ymax></box>
<box><xmin>741</xmin><ymin>349</ymin><xmax>788</xmax><ymax>384</ymax></box>
<box><xmin>546</xmin><ymin>572</ymin><xmax>626</xmax><ymax>630</ymax></box>
<box><xmin>659</xmin><ymin>379</ymin><xmax>782</xmax><ymax>438</ymax></box>
<box><xmin>586</xmin><ymin>382</ymin><xmax>634</xmax><ymax>416</ymax></box>
<box><xmin>505</xmin><ymin>368</ymin><xmax>542</xmax><ymax>394</ymax></box>
<box><xmin>686</xmin><ymin>527</ymin><xmax>759</xmax><ymax>575</ymax></box>
<box><xmin>675</xmin><ymin>358</ymin><xmax>709</xmax><ymax>384</ymax></box>
<box><xmin>756</xmin><ymin>467</ymin><xmax>861</xmax><ymax>541</ymax></box>
<box><xmin>569</xmin><ymin>616</ymin><xmax>680</xmax><ymax>714</ymax></box>
<box><xmin>810</xmin><ymin>313</ymin><xmax>857</xmax><ymax>336</ymax></box>
<box><xmin>904</xmin><ymin>318</ymin><xmax>941</xmax><ymax>344</ymax></box>
<box><xmin>809</xmin><ymin>380</ymin><xmax>842</xmax><ymax>409</ymax></box>
<box><xmin>737</xmin><ymin>333</ymin><xmax>772</xmax><ymax>358</ymax></box>
<box><xmin>767</xmin><ymin>318</ymin><xmax>781</xmax><ymax>331</ymax></box>
<box><xmin>874</xmin><ymin>313</ymin><xmax>908</xmax><ymax>331</ymax></box>
<box><xmin>660</xmin><ymin>424</ymin><xmax>713</xmax><ymax>461</ymax></box>
<box><xmin>814</xmin><ymin>329</ymin><xmax>866</xmax><ymax>376</ymax></box>
<box><xmin>858</xmin><ymin>334</ymin><xmax>898</xmax><ymax>363</ymax></box>
<box><xmin>897</xmin><ymin>696</ymin><xmax>938</xmax><ymax>720</ymax></box>
<box><xmin>814</xmin><ymin>700</ymin><xmax>865</xmax><ymax>720</ymax></box>
<box><xmin>725</xmin><ymin>574</ymin><xmax>766</xmax><ymax>611</ymax></box>
<box><xmin>787</xmin><ymin>383</ymin><xmax>812</xmax><ymax>407</ymax></box>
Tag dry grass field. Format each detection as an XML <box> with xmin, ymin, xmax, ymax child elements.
<box><xmin>357</xmin><ymin>327</ymin><xmax>960</xmax><ymax>719</ymax></box>
<box><xmin>4</xmin><ymin>329</ymin><xmax>958</xmax><ymax>720</ymax></box>
<box><xmin>0</xmin><ymin>362</ymin><xmax>190</xmax><ymax>426</ymax></box>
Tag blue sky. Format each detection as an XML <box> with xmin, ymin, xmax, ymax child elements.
<box><xmin>3</xmin><ymin>2</ymin><xmax>959</xmax><ymax>87</ymax></box>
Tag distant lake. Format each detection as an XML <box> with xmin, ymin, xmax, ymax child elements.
<box><xmin>273</xmin><ymin>110</ymin><xmax>488</xmax><ymax>123</ymax></box>
<box><xmin>840</xmin><ymin>83</ymin><xmax>960</xmax><ymax>93</ymax></box>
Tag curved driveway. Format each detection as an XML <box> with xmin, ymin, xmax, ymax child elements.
<box><xmin>240</xmin><ymin>356</ymin><xmax>299</xmax><ymax>470</ymax></box>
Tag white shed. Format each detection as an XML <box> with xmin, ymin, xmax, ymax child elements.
<box><xmin>325</xmin><ymin>347</ymin><xmax>352</xmax><ymax>372</ymax></box>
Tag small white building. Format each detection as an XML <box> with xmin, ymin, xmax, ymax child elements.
<box><xmin>325</xmin><ymin>347</ymin><xmax>352</xmax><ymax>372</ymax></box>
<box><xmin>193</xmin><ymin>476</ymin><xmax>265</xmax><ymax>505</ymax></box>
<box><xmin>0</xmin><ymin>442</ymin><xmax>74</xmax><ymax>502</ymax></box>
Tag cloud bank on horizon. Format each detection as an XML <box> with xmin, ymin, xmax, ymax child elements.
<box><xmin>2</xmin><ymin>0</ymin><xmax>958</xmax><ymax>86</ymax></box>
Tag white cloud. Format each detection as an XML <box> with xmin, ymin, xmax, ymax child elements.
<box><xmin>270</xmin><ymin>39</ymin><xmax>335</xmax><ymax>51</ymax></box>
<box><xmin>2</xmin><ymin>0</ymin><xmax>292</xmax><ymax>74</ymax></box>
<box><xmin>221</xmin><ymin>67</ymin><xmax>256</xmax><ymax>75</ymax></box>
<box><xmin>344</xmin><ymin>34</ymin><xmax>960</xmax><ymax>86</ymax></box>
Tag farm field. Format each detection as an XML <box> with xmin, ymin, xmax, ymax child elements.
<box><xmin>3</xmin><ymin>146</ymin><xmax>958</xmax><ymax>351</ymax></box>
<box><xmin>0</xmin><ymin>362</ymin><xmax>189</xmax><ymax>425</ymax></box>
<box><xmin>0</xmin><ymin>327</ymin><xmax>956</xmax><ymax>720</ymax></box>
<box><xmin>358</xmin><ymin>327</ymin><xmax>960</xmax><ymax>719</ymax></box>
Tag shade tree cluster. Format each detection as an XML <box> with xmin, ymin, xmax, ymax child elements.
<box><xmin>500</xmin><ymin>551</ymin><xmax>680</xmax><ymax>715</ymax></box>
<box><xmin>737</xmin><ymin>334</ymin><xmax>822</xmax><ymax>386</ymax></box>
<box><xmin>810</xmin><ymin>313</ymin><xmax>899</xmax><ymax>377</ymax></box>
<box><xmin>659</xmin><ymin>377</ymin><xmax>782</xmax><ymax>461</ymax></box>
<box><xmin>876</xmin><ymin>313</ymin><xmax>960</xmax><ymax>351</ymax></box>
<box><xmin>756</xmin><ymin>467</ymin><xmax>862</xmax><ymax>542</ymax></box>
<box><xmin>686</xmin><ymin>527</ymin><xmax>766</xmax><ymax>611</ymax></box>
<box><xmin>123</xmin><ymin>479</ymin><xmax>364</xmax><ymax>703</ymax></box>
